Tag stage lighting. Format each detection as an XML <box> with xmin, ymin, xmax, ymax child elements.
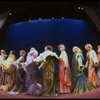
<box><xmin>78</xmin><ymin>7</ymin><xmax>81</xmax><ymax>9</ymax></box>
<box><xmin>62</xmin><ymin>17</ymin><xmax>64</xmax><ymax>19</ymax></box>
<box><xmin>29</xmin><ymin>18</ymin><xmax>31</xmax><ymax>22</ymax></box>
<box><xmin>52</xmin><ymin>17</ymin><xmax>54</xmax><ymax>19</ymax></box>
<box><xmin>38</xmin><ymin>18</ymin><xmax>42</xmax><ymax>20</ymax></box>
<box><xmin>9</xmin><ymin>13</ymin><xmax>12</xmax><ymax>15</ymax></box>
<box><xmin>81</xmin><ymin>8</ymin><xmax>84</xmax><ymax>10</ymax></box>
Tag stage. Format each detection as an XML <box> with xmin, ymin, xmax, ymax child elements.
<box><xmin>0</xmin><ymin>87</ymin><xmax>100</xmax><ymax>99</ymax></box>
<box><xmin>0</xmin><ymin>1</ymin><xmax>99</xmax><ymax>99</ymax></box>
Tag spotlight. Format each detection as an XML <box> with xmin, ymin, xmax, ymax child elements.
<box><xmin>61</xmin><ymin>17</ymin><xmax>64</xmax><ymax>19</ymax></box>
<box><xmin>9</xmin><ymin>13</ymin><xmax>12</xmax><ymax>15</ymax></box>
<box><xmin>81</xmin><ymin>7</ymin><xmax>83</xmax><ymax>10</ymax></box>
<box><xmin>52</xmin><ymin>17</ymin><xmax>54</xmax><ymax>19</ymax></box>
<box><xmin>78</xmin><ymin>7</ymin><xmax>80</xmax><ymax>9</ymax></box>
<box><xmin>29</xmin><ymin>18</ymin><xmax>31</xmax><ymax>22</ymax></box>
<box><xmin>38</xmin><ymin>18</ymin><xmax>42</xmax><ymax>20</ymax></box>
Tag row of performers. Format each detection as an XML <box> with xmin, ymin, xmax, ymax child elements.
<box><xmin>0</xmin><ymin>44</ymin><xmax>99</xmax><ymax>96</ymax></box>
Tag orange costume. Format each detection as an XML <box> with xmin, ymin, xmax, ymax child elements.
<box><xmin>59</xmin><ymin>51</ymin><xmax>71</xmax><ymax>93</ymax></box>
<box><xmin>86</xmin><ymin>49</ymin><xmax>99</xmax><ymax>86</ymax></box>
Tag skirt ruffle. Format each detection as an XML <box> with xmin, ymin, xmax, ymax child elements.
<box><xmin>73</xmin><ymin>75</ymin><xmax>94</xmax><ymax>94</ymax></box>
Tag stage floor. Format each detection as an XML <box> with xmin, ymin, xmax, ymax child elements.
<box><xmin>0</xmin><ymin>87</ymin><xmax>100</xmax><ymax>99</ymax></box>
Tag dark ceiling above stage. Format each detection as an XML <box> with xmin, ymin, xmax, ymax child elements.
<box><xmin>0</xmin><ymin>1</ymin><xmax>99</xmax><ymax>24</ymax></box>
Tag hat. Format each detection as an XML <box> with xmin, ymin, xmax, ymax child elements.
<box><xmin>73</xmin><ymin>46</ymin><xmax>82</xmax><ymax>53</ymax></box>
<box><xmin>85</xmin><ymin>44</ymin><xmax>92</xmax><ymax>49</ymax></box>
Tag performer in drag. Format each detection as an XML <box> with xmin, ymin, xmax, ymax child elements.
<box><xmin>58</xmin><ymin>44</ymin><xmax>71</xmax><ymax>94</ymax></box>
<box><xmin>85</xmin><ymin>44</ymin><xmax>99</xmax><ymax>87</ymax></box>
<box><xmin>8</xmin><ymin>50</ymin><xmax>26</xmax><ymax>95</ymax></box>
<box><xmin>96</xmin><ymin>45</ymin><xmax>100</xmax><ymax>85</ymax></box>
<box><xmin>21</xmin><ymin>47</ymin><xmax>43</xmax><ymax>96</ymax></box>
<box><xmin>72</xmin><ymin>46</ymin><xmax>94</xmax><ymax>94</ymax></box>
<box><xmin>0</xmin><ymin>50</ymin><xmax>7</xmax><ymax>85</ymax></box>
<box><xmin>0</xmin><ymin>50</ymin><xmax>16</xmax><ymax>92</ymax></box>
<box><xmin>34</xmin><ymin>45</ymin><xmax>58</xmax><ymax>96</ymax></box>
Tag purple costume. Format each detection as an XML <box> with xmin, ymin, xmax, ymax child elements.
<box><xmin>23</xmin><ymin>48</ymin><xmax>43</xmax><ymax>96</ymax></box>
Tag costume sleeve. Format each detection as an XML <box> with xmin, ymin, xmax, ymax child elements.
<box><xmin>85</xmin><ymin>61</ymin><xmax>88</xmax><ymax>68</ymax></box>
<box><xmin>16</xmin><ymin>57</ymin><xmax>23</xmax><ymax>64</ymax></box>
<box><xmin>53</xmin><ymin>53</ymin><xmax>58</xmax><ymax>59</ymax></box>
<box><xmin>34</xmin><ymin>53</ymin><xmax>44</xmax><ymax>62</ymax></box>
<box><xmin>77</xmin><ymin>53</ymin><xmax>84</xmax><ymax>67</ymax></box>
<box><xmin>92</xmin><ymin>50</ymin><xmax>99</xmax><ymax>66</ymax></box>
<box><xmin>62</xmin><ymin>52</ymin><xmax>69</xmax><ymax>67</ymax></box>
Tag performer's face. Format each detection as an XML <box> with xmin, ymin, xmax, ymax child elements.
<box><xmin>86</xmin><ymin>47</ymin><xmax>91</xmax><ymax>51</ymax></box>
<box><xmin>44</xmin><ymin>47</ymin><xmax>47</xmax><ymax>51</ymax></box>
<box><xmin>73</xmin><ymin>48</ymin><xmax>77</xmax><ymax>53</ymax></box>
<box><xmin>20</xmin><ymin>51</ymin><xmax>25</xmax><ymax>56</ymax></box>
<box><xmin>97</xmin><ymin>47</ymin><xmax>100</xmax><ymax>54</ymax></box>
<box><xmin>1</xmin><ymin>51</ymin><xmax>5</xmax><ymax>55</ymax></box>
<box><xmin>10</xmin><ymin>51</ymin><xmax>12</xmax><ymax>55</ymax></box>
<box><xmin>59</xmin><ymin>46</ymin><xmax>64</xmax><ymax>51</ymax></box>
